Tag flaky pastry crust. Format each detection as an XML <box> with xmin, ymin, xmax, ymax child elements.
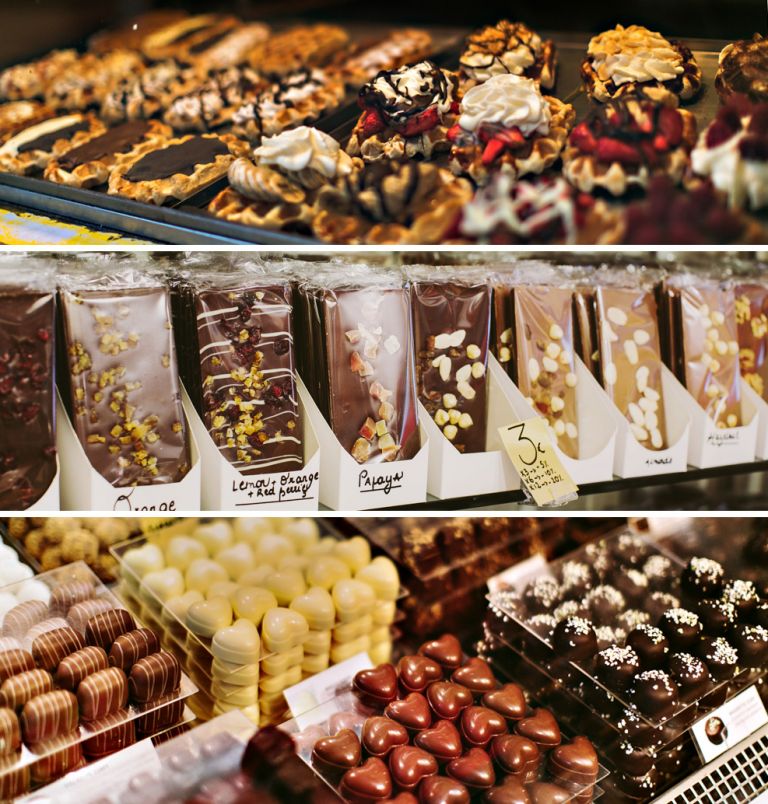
<box><xmin>249</xmin><ymin>24</ymin><xmax>350</xmax><ymax>76</ymax></box>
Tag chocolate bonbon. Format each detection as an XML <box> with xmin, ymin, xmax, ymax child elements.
<box><xmin>0</xmin><ymin>707</ymin><xmax>20</xmax><ymax>756</ymax></box>
<box><xmin>77</xmin><ymin>666</ymin><xmax>129</xmax><ymax>721</ymax></box>
<box><xmin>20</xmin><ymin>689</ymin><xmax>78</xmax><ymax>743</ymax></box>
<box><xmin>85</xmin><ymin>608</ymin><xmax>136</xmax><ymax>650</ymax></box>
<box><xmin>128</xmin><ymin>651</ymin><xmax>181</xmax><ymax>703</ymax></box>
<box><xmin>108</xmin><ymin>628</ymin><xmax>160</xmax><ymax>671</ymax></box>
<box><xmin>0</xmin><ymin>668</ymin><xmax>53</xmax><ymax>709</ymax></box>
<box><xmin>31</xmin><ymin>626</ymin><xmax>85</xmax><ymax>672</ymax></box>
<box><xmin>54</xmin><ymin>646</ymin><xmax>108</xmax><ymax>691</ymax></box>
<box><xmin>0</xmin><ymin>649</ymin><xmax>35</xmax><ymax>684</ymax></box>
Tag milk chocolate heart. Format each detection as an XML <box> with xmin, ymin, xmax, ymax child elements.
<box><xmin>526</xmin><ymin>782</ymin><xmax>571</xmax><ymax>804</ymax></box>
<box><xmin>419</xmin><ymin>776</ymin><xmax>471</xmax><ymax>804</ymax></box>
<box><xmin>354</xmin><ymin>663</ymin><xmax>399</xmax><ymax>707</ymax></box>
<box><xmin>548</xmin><ymin>736</ymin><xmax>598</xmax><ymax>784</ymax></box>
<box><xmin>388</xmin><ymin>745</ymin><xmax>438</xmax><ymax>790</ymax></box>
<box><xmin>362</xmin><ymin>716</ymin><xmax>409</xmax><ymax>758</ymax></box>
<box><xmin>460</xmin><ymin>706</ymin><xmax>508</xmax><ymax>747</ymax></box>
<box><xmin>446</xmin><ymin>747</ymin><xmax>496</xmax><ymax>790</ymax></box>
<box><xmin>382</xmin><ymin>795</ymin><xmax>418</xmax><ymax>804</ymax></box>
<box><xmin>312</xmin><ymin>728</ymin><xmax>362</xmax><ymax>778</ymax></box>
<box><xmin>427</xmin><ymin>682</ymin><xmax>473</xmax><ymax>720</ymax></box>
<box><xmin>385</xmin><ymin>692</ymin><xmax>432</xmax><ymax>732</ymax></box>
<box><xmin>482</xmin><ymin>684</ymin><xmax>526</xmax><ymax>722</ymax></box>
<box><xmin>414</xmin><ymin>719</ymin><xmax>463</xmax><ymax>762</ymax></box>
<box><xmin>484</xmin><ymin>779</ymin><xmax>531</xmax><ymax>803</ymax></box>
<box><xmin>419</xmin><ymin>634</ymin><xmax>463</xmax><ymax>671</ymax></box>
<box><xmin>341</xmin><ymin>756</ymin><xmax>393</xmax><ymax>802</ymax></box>
<box><xmin>397</xmin><ymin>655</ymin><xmax>443</xmax><ymax>693</ymax></box>
<box><xmin>515</xmin><ymin>709</ymin><xmax>561</xmax><ymax>749</ymax></box>
<box><xmin>490</xmin><ymin>734</ymin><xmax>540</xmax><ymax>780</ymax></box>
<box><xmin>451</xmin><ymin>658</ymin><xmax>497</xmax><ymax>694</ymax></box>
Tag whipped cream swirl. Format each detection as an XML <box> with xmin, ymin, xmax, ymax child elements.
<box><xmin>459</xmin><ymin>74</ymin><xmax>550</xmax><ymax>136</ymax></box>
<box><xmin>589</xmin><ymin>25</ymin><xmax>683</xmax><ymax>86</ymax></box>
<box><xmin>253</xmin><ymin>126</ymin><xmax>353</xmax><ymax>178</ymax></box>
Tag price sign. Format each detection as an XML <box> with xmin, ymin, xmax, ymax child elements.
<box><xmin>498</xmin><ymin>418</ymin><xmax>578</xmax><ymax>506</ymax></box>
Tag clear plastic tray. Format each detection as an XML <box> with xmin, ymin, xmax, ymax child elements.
<box><xmin>0</xmin><ymin>562</ymin><xmax>197</xmax><ymax>779</ymax></box>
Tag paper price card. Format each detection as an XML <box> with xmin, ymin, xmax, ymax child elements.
<box><xmin>498</xmin><ymin>418</ymin><xmax>579</xmax><ymax>506</ymax></box>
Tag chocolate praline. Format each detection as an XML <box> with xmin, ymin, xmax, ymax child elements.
<box><xmin>698</xmin><ymin>636</ymin><xmax>739</xmax><ymax>682</ymax></box>
<box><xmin>552</xmin><ymin>600</ymin><xmax>588</xmax><ymax>623</ymax></box>
<box><xmin>698</xmin><ymin>598</ymin><xmax>738</xmax><ymax>636</ymax></box>
<box><xmin>627</xmin><ymin>670</ymin><xmax>680</xmax><ymax>719</ymax></box>
<box><xmin>730</xmin><ymin>624</ymin><xmax>768</xmax><ymax>667</ymax></box>
<box><xmin>523</xmin><ymin>578</ymin><xmax>561</xmax><ymax>614</ymax></box>
<box><xmin>753</xmin><ymin>600</ymin><xmax>768</xmax><ymax>630</ymax></box>
<box><xmin>616</xmin><ymin>609</ymin><xmax>651</xmax><ymax>634</ymax></box>
<box><xmin>584</xmin><ymin>542</ymin><xmax>613</xmax><ymax>580</ymax></box>
<box><xmin>613</xmin><ymin>569</ymin><xmax>650</xmax><ymax>607</ymax></box>
<box><xmin>557</xmin><ymin>561</ymin><xmax>593</xmax><ymax>598</ymax></box>
<box><xmin>526</xmin><ymin>781</ymin><xmax>571</xmax><ymax>804</ymax></box>
<box><xmin>594</xmin><ymin>625</ymin><xmax>626</xmax><ymax>651</ymax></box>
<box><xmin>645</xmin><ymin>592</ymin><xmax>681</xmax><ymax>622</ymax></box>
<box><xmin>657</xmin><ymin>608</ymin><xmax>702</xmax><ymax>652</ymax></box>
<box><xmin>526</xmin><ymin>614</ymin><xmax>557</xmax><ymax>643</ymax></box>
<box><xmin>615</xmin><ymin>767</ymin><xmax>659</xmax><ymax>798</ymax></box>
<box><xmin>484</xmin><ymin>779</ymin><xmax>530</xmax><ymax>803</ymax></box>
<box><xmin>616</xmin><ymin>708</ymin><xmax>664</xmax><ymax>750</ymax></box>
<box><xmin>722</xmin><ymin>580</ymin><xmax>760</xmax><ymax>618</ymax></box>
<box><xmin>489</xmin><ymin>734</ymin><xmax>540</xmax><ymax>781</ymax></box>
<box><xmin>420</xmin><ymin>776</ymin><xmax>471</xmax><ymax>804</ymax></box>
<box><xmin>642</xmin><ymin>555</ymin><xmax>676</xmax><ymax>590</ymax></box>
<box><xmin>611</xmin><ymin>534</ymin><xmax>652</xmax><ymax>568</ymax></box>
<box><xmin>594</xmin><ymin>645</ymin><xmax>641</xmax><ymax>691</ymax></box>
<box><xmin>551</xmin><ymin>617</ymin><xmax>597</xmax><ymax>662</ymax></box>
<box><xmin>609</xmin><ymin>740</ymin><xmax>655</xmax><ymax>776</ymax></box>
<box><xmin>668</xmin><ymin>652</ymin><xmax>711</xmax><ymax>702</ymax></box>
<box><xmin>583</xmin><ymin>585</ymin><xmax>626</xmax><ymax>626</ymax></box>
<box><xmin>626</xmin><ymin>625</ymin><xmax>669</xmax><ymax>669</ymax></box>
<box><xmin>681</xmin><ymin>557</ymin><xmax>725</xmax><ymax>600</ymax></box>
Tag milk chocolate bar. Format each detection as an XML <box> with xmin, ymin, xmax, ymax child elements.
<box><xmin>191</xmin><ymin>280</ymin><xmax>303</xmax><ymax>475</ymax></box>
<box><xmin>735</xmin><ymin>282</ymin><xmax>768</xmax><ymax>400</ymax></box>
<box><xmin>513</xmin><ymin>286</ymin><xmax>579</xmax><ymax>458</ymax></box>
<box><xmin>410</xmin><ymin>279</ymin><xmax>491</xmax><ymax>454</ymax></box>
<box><xmin>595</xmin><ymin>285</ymin><xmax>667</xmax><ymax>450</ymax></box>
<box><xmin>667</xmin><ymin>281</ymin><xmax>741</xmax><ymax>428</ymax></box>
<box><xmin>0</xmin><ymin>285</ymin><xmax>56</xmax><ymax>510</ymax></box>
<box><xmin>58</xmin><ymin>283</ymin><xmax>191</xmax><ymax>487</ymax></box>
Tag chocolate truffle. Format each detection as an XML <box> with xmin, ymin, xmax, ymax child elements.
<box><xmin>523</xmin><ymin>578</ymin><xmax>561</xmax><ymax>614</ymax></box>
<box><xmin>583</xmin><ymin>585</ymin><xmax>625</xmax><ymax>625</ymax></box>
<box><xmin>527</xmin><ymin>614</ymin><xmax>557</xmax><ymax>642</ymax></box>
<box><xmin>552</xmin><ymin>600</ymin><xmax>587</xmax><ymax>623</ymax></box>
<box><xmin>617</xmin><ymin>609</ymin><xmax>651</xmax><ymax>634</ymax></box>
<box><xmin>681</xmin><ymin>557</ymin><xmax>725</xmax><ymax>600</ymax></box>
<box><xmin>613</xmin><ymin>569</ymin><xmax>650</xmax><ymax>606</ymax></box>
<box><xmin>626</xmin><ymin>625</ymin><xmax>670</xmax><ymax>669</ymax></box>
<box><xmin>730</xmin><ymin>624</ymin><xmax>768</xmax><ymax>667</ymax></box>
<box><xmin>616</xmin><ymin>708</ymin><xmax>663</xmax><ymax>750</ymax></box>
<box><xmin>668</xmin><ymin>653</ymin><xmax>710</xmax><ymax>702</ymax></box>
<box><xmin>594</xmin><ymin>646</ymin><xmax>641</xmax><ymax>691</ymax></box>
<box><xmin>595</xmin><ymin>625</ymin><xmax>627</xmax><ymax>651</ymax></box>
<box><xmin>615</xmin><ymin>768</ymin><xmax>659</xmax><ymax>798</ymax></box>
<box><xmin>645</xmin><ymin>592</ymin><xmax>681</xmax><ymax>622</ymax></box>
<box><xmin>753</xmin><ymin>600</ymin><xmax>768</xmax><ymax>630</ymax></box>
<box><xmin>557</xmin><ymin>561</ymin><xmax>593</xmax><ymax>598</ymax></box>
<box><xmin>610</xmin><ymin>740</ymin><xmax>655</xmax><ymax>776</ymax></box>
<box><xmin>584</xmin><ymin>543</ymin><xmax>612</xmax><ymax>580</ymax></box>
<box><xmin>642</xmin><ymin>555</ymin><xmax>675</xmax><ymax>590</ymax></box>
<box><xmin>551</xmin><ymin>617</ymin><xmax>597</xmax><ymax>661</ymax></box>
<box><xmin>722</xmin><ymin>580</ymin><xmax>760</xmax><ymax>618</ymax></box>
<box><xmin>627</xmin><ymin>670</ymin><xmax>680</xmax><ymax>719</ymax></box>
<box><xmin>698</xmin><ymin>598</ymin><xmax>737</xmax><ymax>636</ymax></box>
<box><xmin>657</xmin><ymin>608</ymin><xmax>702</xmax><ymax>652</ymax></box>
<box><xmin>699</xmin><ymin>636</ymin><xmax>739</xmax><ymax>682</ymax></box>
<box><xmin>612</xmin><ymin>534</ymin><xmax>651</xmax><ymax>567</ymax></box>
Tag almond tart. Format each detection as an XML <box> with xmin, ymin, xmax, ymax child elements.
<box><xmin>209</xmin><ymin>126</ymin><xmax>356</xmax><ymax>233</ymax></box>
<box><xmin>108</xmin><ymin>132</ymin><xmax>248</xmax><ymax>205</ymax></box>
<box><xmin>140</xmin><ymin>14</ymin><xmax>239</xmax><ymax>62</ymax></box>
<box><xmin>338</xmin><ymin>29</ymin><xmax>433</xmax><ymax>87</ymax></box>
<box><xmin>0</xmin><ymin>113</ymin><xmax>105</xmax><ymax>175</ymax></box>
<box><xmin>0</xmin><ymin>50</ymin><xmax>78</xmax><ymax>102</ymax></box>
<box><xmin>459</xmin><ymin>20</ymin><xmax>557</xmax><ymax>90</ymax></box>
<box><xmin>691</xmin><ymin>97</ymin><xmax>768</xmax><ymax>211</ymax></box>
<box><xmin>582</xmin><ymin>24</ymin><xmax>702</xmax><ymax>105</ymax></box>
<box><xmin>347</xmin><ymin>60</ymin><xmax>460</xmax><ymax>162</ymax></box>
<box><xmin>231</xmin><ymin>68</ymin><xmax>346</xmax><ymax>143</ymax></box>
<box><xmin>45</xmin><ymin>119</ymin><xmax>172</xmax><ymax>188</ymax></box>
<box><xmin>457</xmin><ymin>174</ymin><xmax>621</xmax><ymax>244</ymax></box>
<box><xmin>448</xmin><ymin>73</ymin><xmax>574</xmax><ymax>185</ymax></box>
<box><xmin>716</xmin><ymin>35</ymin><xmax>768</xmax><ymax>104</ymax></box>
<box><xmin>312</xmin><ymin>158</ymin><xmax>472</xmax><ymax>244</ymax></box>
<box><xmin>249</xmin><ymin>24</ymin><xmax>350</xmax><ymax>76</ymax></box>
<box><xmin>0</xmin><ymin>101</ymin><xmax>54</xmax><ymax>143</ymax></box>
<box><xmin>563</xmin><ymin>98</ymin><xmax>697</xmax><ymax>196</ymax></box>
<box><xmin>100</xmin><ymin>61</ymin><xmax>184</xmax><ymax>124</ymax></box>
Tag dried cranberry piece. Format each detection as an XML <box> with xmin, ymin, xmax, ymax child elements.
<box><xmin>36</xmin><ymin>328</ymin><xmax>50</xmax><ymax>342</ymax></box>
<box><xmin>273</xmin><ymin>339</ymin><xmax>290</xmax><ymax>355</ymax></box>
<box><xmin>20</xmin><ymin>404</ymin><xmax>40</xmax><ymax>423</ymax></box>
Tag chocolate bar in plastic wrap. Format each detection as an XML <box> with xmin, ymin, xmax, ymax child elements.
<box><xmin>735</xmin><ymin>282</ymin><xmax>768</xmax><ymax>401</ymax></box>
<box><xmin>595</xmin><ymin>285</ymin><xmax>667</xmax><ymax>449</ymax></box>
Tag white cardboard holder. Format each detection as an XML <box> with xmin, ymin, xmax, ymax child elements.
<box><xmin>26</xmin><ymin>455</ymin><xmax>61</xmax><ymax>511</ymax></box>
<box><xmin>743</xmin><ymin>381</ymin><xmax>768</xmax><ymax>461</ymax></box>
<box><xmin>57</xmin><ymin>392</ymin><xmax>202</xmax><ymax>512</ymax></box>
<box><xmin>682</xmin><ymin>378</ymin><xmax>758</xmax><ymax>469</ymax></box>
<box><xmin>182</xmin><ymin>386</ymin><xmax>320</xmax><ymax>511</ymax></box>
<box><xmin>298</xmin><ymin>376</ymin><xmax>428</xmax><ymax>510</ymax></box>
<box><xmin>421</xmin><ymin>355</ymin><xmax>521</xmax><ymax>500</ymax></box>
<box><xmin>504</xmin><ymin>355</ymin><xmax>617</xmax><ymax>485</ymax></box>
<box><xmin>608</xmin><ymin>364</ymin><xmax>691</xmax><ymax>478</ymax></box>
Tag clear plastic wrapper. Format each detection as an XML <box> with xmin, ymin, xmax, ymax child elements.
<box><xmin>57</xmin><ymin>260</ymin><xmax>191</xmax><ymax>487</ymax></box>
<box><xmin>735</xmin><ymin>281</ymin><xmax>768</xmax><ymax>401</ymax></box>
<box><xmin>296</xmin><ymin>266</ymin><xmax>419</xmax><ymax>465</ymax></box>
<box><xmin>0</xmin><ymin>257</ymin><xmax>57</xmax><ymax>510</ymax></box>
<box><xmin>407</xmin><ymin>266</ymin><xmax>491</xmax><ymax>454</ymax></box>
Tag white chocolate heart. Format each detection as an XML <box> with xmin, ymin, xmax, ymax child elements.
<box><xmin>254</xmin><ymin>535</ymin><xmax>294</xmax><ymax>566</ymax></box>
<box><xmin>281</xmin><ymin>518</ymin><xmax>320</xmax><ymax>552</ymax></box>
<box><xmin>264</xmin><ymin>569</ymin><xmax>307</xmax><ymax>607</ymax></box>
<box><xmin>261</xmin><ymin>643</ymin><xmax>303</xmax><ymax>675</ymax></box>
<box><xmin>212</xmin><ymin>618</ymin><xmax>260</xmax><ymax>664</ymax></box>
<box><xmin>206</xmin><ymin>581</ymin><xmax>240</xmax><ymax>603</ymax></box>
<box><xmin>368</xmin><ymin>640</ymin><xmax>393</xmax><ymax>665</ymax></box>
<box><xmin>212</xmin><ymin>657</ymin><xmax>260</xmax><ymax>685</ymax></box>
<box><xmin>334</xmin><ymin>536</ymin><xmax>371</xmax><ymax>573</ymax></box>
<box><xmin>333</xmin><ymin>615</ymin><xmax>373</xmax><ymax>644</ymax></box>
<box><xmin>289</xmin><ymin>587</ymin><xmax>335</xmax><ymax>631</ymax></box>
<box><xmin>237</xmin><ymin>566</ymin><xmax>275</xmax><ymax>587</ymax></box>
<box><xmin>185</xmin><ymin>559</ymin><xmax>229</xmax><ymax>593</ymax></box>
<box><xmin>211</xmin><ymin>679</ymin><xmax>258</xmax><ymax>706</ymax></box>
<box><xmin>165</xmin><ymin>536</ymin><xmax>207</xmax><ymax>571</ymax></box>
<box><xmin>139</xmin><ymin>568</ymin><xmax>184</xmax><ymax>603</ymax></box>
<box><xmin>306</xmin><ymin>557</ymin><xmax>351</xmax><ymax>590</ymax></box>
<box><xmin>331</xmin><ymin>634</ymin><xmax>371</xmax><ymax>664</ymax></box>
<box><xmin>194</xmin><ymin>521</ymin><xmax>233</xmax><ymax>555</ymax></box>
<box><xmin>278</xmin><ymin>555</ymin><xmax>310</xmax><ymax>574</ymax></box>
<box><xmin>370</xmin><ymin>625</ymin><xmax>391</xmax><ymax>646</ymax></box>
<box><xmin>356</xmin><ymin>556</ymin><xmax>400</xmax><ymax>601</ymax></box>
<box><xmin>186</xmin><ymin>596</ymin><xmax>233</xmax><ymax>637</ymax></box>
<box><xmin>233</xmin><ymin>517</ymin><xmax>272</xmax><ymax>546</ymax></box>
<box><xmin>215</xmin><ymin>543</ymin><xmax>255</xmax><ymax>579</ymax></box>
<box><xmin>162</xmin><ymin>590</ymin><xmax>204</xmax><ymax>625</ymax></box>
<box><xmin>302</xmin><ymin>653</ymin><xmax>330</xmax><ymax>674</ymax></box>
<box><xmin>261</xmin><ymin>607</ymin><xmax>309</xmax><ymax>653</ymax></box>
<box><xmin>303</xmin><ymin>537</ymin><xmax>337</xmax><ymax>557</ymax></box>
<box><xmin>259</xmin><ymin>663</ymin><xmax>302</xmax><ymax>694</ymax></box>
<box><xmin>332</xmin><ymin>579</ymin><xmax>376</xmax><ymax>622</ymax></box>
<box><xmin>304</xmin><ymin>629</ymin><xmax>332</xmax><ymax>655</ymax></box>
<box><xmin>123</xmin><ymin>544</ymin><xmax>165</xmax><ymax>580</ymax></box>
<box><xmin>372</xmin><ymin>600</ymin><xmax>397</xmax><ymax>626</ymax></box>
<box><xmin>232</xmin><ymin>587</ymin><xmax>278</xmax><ymax>625</ymax></box>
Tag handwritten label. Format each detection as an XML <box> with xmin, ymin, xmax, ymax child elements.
<box><xmin>358</xmin><ymin>469</ymin><xmax>405</xmax><ymax>495</ymax></box>
<box><xmin>706</xmin><ymin>429</ymin><xmax>741</xmax><ymax>447</ymax></box>
<box><xmin>112</xmin><ymin>489</ymin><xmax>177</xmax><ymax>512</ymax></box>
<box><xmin>230</xmin><ymin>470</ymin><xmax>319</xmax><ymax>507</ymax></box>
<box><xmin>644</xmin><ymin>456</ymin><xmax>673</xmax><ymax>466</ymax></box>
<box><xmin>498</xmin><ymin>418</ymin><xmax>578</xmax><ymax>506</ymax></box>
<box><xmin>690</xmin><ymin>685</ymin><xmax>768</xmax><ymax>763</ymax></box>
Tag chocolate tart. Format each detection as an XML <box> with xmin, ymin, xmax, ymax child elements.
<box><xmin>716</xmin><ymin>34</ymin><xmax>768</xmax><ymax>103</ymax></box>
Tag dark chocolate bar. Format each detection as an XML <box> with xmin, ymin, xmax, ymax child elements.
<box><xmin>59</xmin><ymin>283</ymin><xmax>191</xmax><ymax>486</ymax></box>
<box><xmin>735</xmin><ymin>282</ymin><xmax>768</xmax><ymax>401</ymax></box>
<box><xmin>410</xmin><ymin>279</ymin><xmax>491</xmax><ymax>454</ymax></box>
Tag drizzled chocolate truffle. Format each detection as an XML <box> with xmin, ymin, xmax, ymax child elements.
<box><xmin>668</xmin><ymin>653</ymin><xmax>710</xmax><ymax>702</ymax></box>
<box><xmin>613</xmin><ymin>569</ymin><xmax>650</xmax><ymax>606</ymax></box>
<box><xmin>646</xmin><ymin>592</ymin><xmax>680</xmax><ymax>622</ymax></box>
<box><xmin>627</xmin><ymin>670</ymin><xmax>680</xmax><ymax>718</ymax></box>
<box><xmin>697</xmin><ymin>598</ymin><xmax>737</xmax><ymax>636</ymax></box>
<box><xmin>524</xmin><ymin>577</ymin><xmax>561</xmax><ymax>613</ymax></box>
<box><xmin>699</xmin><ymin>637</ymin><xmax>739</xmax><ymax>681</ymax></box>
<box><xmin>626</xmin><ymin>625</ymin><xmax>669</xmax><ymax>669</ymax></box>
<box><xmin>681</xmin><ymin>557</ymin><xmax>725</xmax><ymax>600</ymax></box>
<box><xmin>730</xmin><ymin>624</ymin><xmax>768</xmax><ymax>667</ymax></box>
<box><xmin>557</xmin><ymin>561</ymin><xmax>593</xmax><ymax>598</ymax></box>
<box><xmin>657</xmin><ymin>608</ymin><xmax>702</xmax><ymax>652</ymax></box>
<box><xmin>583</xmin><ymin>585</ymin><xmax>625</xmax><ymax>625</ymax></box>
<box><xmin>594</xmin><ymin>645</ymin><xmax>640</xmax><ymax>691</ymax></box>
<box><xmin>642</xmin><ymin>555</ymin><xmax>675</xmax><ymax>590</ymax></box>
<box><xmin>552</xmin><ymin>617</ymin><xmax>597</xmax><ymax>661</ymax></box>
<box><xmin>722</xmin><ymin>580</ymin><xmax>760</xmax><ymax>618</ymax></box>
